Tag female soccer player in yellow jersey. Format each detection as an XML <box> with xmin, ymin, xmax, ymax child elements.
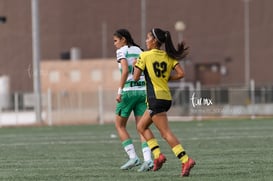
<box><xmin>113</xmin><ymin>29</ymin><xmax>154</xmax><ymax>172</ymax></box>
<box><xmin>134</xmin><ymin>28</ymin><xmax>195</xmax><ymax>176</ymax></box>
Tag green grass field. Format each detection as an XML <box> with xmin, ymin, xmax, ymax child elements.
<box><xmin>0</xmin><ymin>118</ymin><xmax>273</xmax><ymax>181</ymax></box>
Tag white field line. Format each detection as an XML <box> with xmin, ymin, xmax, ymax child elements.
<box><xmin>1</xmin><ymin>134</ymin><xmax>273</xmax><ymax>147</ymax></box>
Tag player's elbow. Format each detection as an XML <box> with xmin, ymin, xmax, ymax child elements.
<box><xmin>178</xmin><ymin>71</ymin><xmax>185</xmax><ymax>79</ymax></box>
<box><xmin>133</xmin><ymin>74</ymin><xmax>140</xmax><ymax>81</ymax></box>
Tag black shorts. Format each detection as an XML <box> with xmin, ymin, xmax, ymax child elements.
<box><xmin>147</xmin><ymin>99</ymin><xmax>172</xmax><ymax>117</ymax></box>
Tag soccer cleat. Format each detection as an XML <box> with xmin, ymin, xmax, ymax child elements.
<box><xmin>137</xmin><ymin>160</ymin><xmax>154</xmax><ymax>172</ymax></box>
<box><xmin>153</xmin><ymin>153</ymin><xmax>166</xmax><ymax>171</ymax></box>
<box><xmin>181</xmin><ymin>157</ymin><xmax>196</xmax><ymax>177</ymax></box>
<box><xmin>120</xmin><ymin>157</ymin><xmax>141</xmax><ymax>170</ymax></box>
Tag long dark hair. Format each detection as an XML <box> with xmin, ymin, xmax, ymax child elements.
<box><xmin>113</xmin><ymin>29</ymin><xmax>143</xmax><ymax>50</ymax></box>
<box><xmin>151</xmin><ymin>28</ymin><xmax>188</xmax><ymax>60</ymax></box>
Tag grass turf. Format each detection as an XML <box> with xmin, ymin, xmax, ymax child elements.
<box><xmin>0</xmin><ymin>118</ymin><xmax>272</xmax><ymax>181</ymax></box>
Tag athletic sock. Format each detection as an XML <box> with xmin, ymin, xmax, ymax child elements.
<box><xmin>172</xmin><ymin>144</ymin><xmax>189</xmax><ymax>163</ymax></box>
<box><xmin>122</xmin><ymin>139</ymin><xmax>137</xmax><ymax>159</ymax></box>
<box><xmin>141</xmin><ymin>142</ymin><xmax>152</xmax><ymax>162</ymax></box>
<box><xmin>147</xmin><ymin>138</ymin><xmax>161</xmax><ymax>159</ymax></box>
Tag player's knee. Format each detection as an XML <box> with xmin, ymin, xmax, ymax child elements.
<box><xmin>115</xmin><ymin>122</ymin><xmax>125</xmax><ymax>131</ymax></box>
<box><xmin>137</xmin><ymin>123</ymin><xmax>144</xmax><ymax>134</ymax></box>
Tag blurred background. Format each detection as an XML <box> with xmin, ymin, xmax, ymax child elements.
<box><xmin>0</xmin><ymin>0</ymin><xmax>273</xmax><ymax>126</ymax></box>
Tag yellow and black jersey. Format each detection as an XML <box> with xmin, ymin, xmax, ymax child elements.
<box><xmin>135</xmin><ymin>49</ymin><xmax>179</xmax><ymax>101</ymax></box>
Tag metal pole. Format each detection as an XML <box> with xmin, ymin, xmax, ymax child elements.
<box><xmin>98</xmin><ymin>86</ymin><xmax>104</xmax><ymax>125</ymax></box>
<box><xmin>141</xmin><ymin>0</ymin><xmax>146</xmax><ymax>48</ymax></box>
<box><xmin>101</xmin><ymin>21</ymin><xmax>107</xmax><ymax>58</ymax></box>
<box><xmin>174</xmin><ymin>21</ymin><xmax>186</xmax><ymax>81</ymax></box>
<box><xmin>178</xmin><ymin>32</ymin><xmax>183</xmax><ymax>43</ymax></box>
<box><xmin>31</xmin><ymin>0</ymin><xmax>42</xmax><ymax>122</ymax></box>
<box><xmin>0</xmin><ymin>107</ymin><xmax>2</xmax><ymax>127</ymax></box>
<box><xmin>14</xmin><ymin>92</ymin><xmax>19</xmax><ymax>125</ymax></box>
<box><xmin>243</xmin><ymin>0</ymin><xmax>250</xmax><ymax>87</ymax></box>
<box><xmin>250</xmin><ymin>79</ymin><xmax>255</xmax><ymax>119</ymax></box>
<box><xmin>47</xmin><ymin>88</ymin><xmax>52</xmax><ymax>126</ymax></box>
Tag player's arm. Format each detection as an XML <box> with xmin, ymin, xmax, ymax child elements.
<box><xmin>133</xmin><ymin>54</ymin><xmax>145</xmax><ymax>81</ymax></box>
<box><xmin>119</xmin><ymin>58</ymin><xmax>129</xmax><ymax>88</ymax></box>
<box><xmin>169</xmin><ymin>63</ymin><xmax>184</xmax><ymax>81</ymax></box>
<box><xmin>133</xmin><ymin>66</ymin><xmax>142</xmax><ymax>81</ymax></box>
<box><xmin>116</xmin><ymin>58</ymin><xmax>128</xmax><ymax>102</ymax></box>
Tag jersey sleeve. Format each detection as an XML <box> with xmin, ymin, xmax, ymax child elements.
<box><xmin>135</xmin><ymin>53</ymin><xmax>145</xmax><ymax>70</ymax></box>
<box><xmin>116</xmin><ymin>48</ymin><xmax>126</xmax><ymax>63</ymax></box>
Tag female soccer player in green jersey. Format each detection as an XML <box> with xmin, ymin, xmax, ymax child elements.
<box><xmin>113</xmin><ymin>29</ymin><xmax>153</xmax><ymax>172</ymax></box>
<box><xmin>134</xmin><ymin>28</ymin><xmax>196</xmax><ymax>177</ymax></box>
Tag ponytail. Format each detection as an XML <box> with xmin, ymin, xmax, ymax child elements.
<box><xmin>151</xmin><ymin>28</ymin><xmax>188</xmax><ymax>60</ymax></box>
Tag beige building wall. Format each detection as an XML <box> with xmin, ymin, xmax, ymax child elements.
<box><xmin>41</xmin><ymin>59</ymin><xmax>120</xmax><ymax>92</ymax></box>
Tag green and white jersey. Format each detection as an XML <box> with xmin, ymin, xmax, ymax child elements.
<box><xmin>116</xmin><ymin>45</ymin><xmax>145</xmax><ymax>91</ymax></box>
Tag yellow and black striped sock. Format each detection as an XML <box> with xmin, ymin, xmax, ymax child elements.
<box><xmin>147</xmin><ymin>138</ymin><xmax>161</xmax><ymax>159</ymax></box>
<box><xmin>172</xmin><ymin>144</ymin><xmax>189</xmax><ymax>163</ymax></box>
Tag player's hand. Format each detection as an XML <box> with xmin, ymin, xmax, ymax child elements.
<box><xmin>116</xmin><ymin>94</ymin><xmax>122</xmax><ymax>102</ymax></box>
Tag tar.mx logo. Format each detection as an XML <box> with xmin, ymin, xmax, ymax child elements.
<box><xmin>190</xmin><ymin>93</ymin><xmax>213</xmax><ymax>108</ymax></box>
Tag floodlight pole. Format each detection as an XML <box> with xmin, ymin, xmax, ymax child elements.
<box><xmin>243</xmin><ymin>0</ymin><xmax>251</xmax><ymax>87</ymax></box>
<box><xmin>31</xmin><ymin>0</ymin><xmax>42</xmax><ymax>122</ymax></box>
<box><xmin>141</xmin><ymin>0</ymin><xmax>146</xmax><ymax>49</ymax></box>
<box><xmin>175</xmin><ymin>21</ymin><xmax>186</xmax><ymax>43</ymax></box>
<box><xmin>175</xmin><ymin>21</ymin><xmax>186</xmax><ymax>81</ymax></box>
<box><xmin>101</xmin><ymin>21</ymin><xmax>107</xmax><ymax>58</ymax></box>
